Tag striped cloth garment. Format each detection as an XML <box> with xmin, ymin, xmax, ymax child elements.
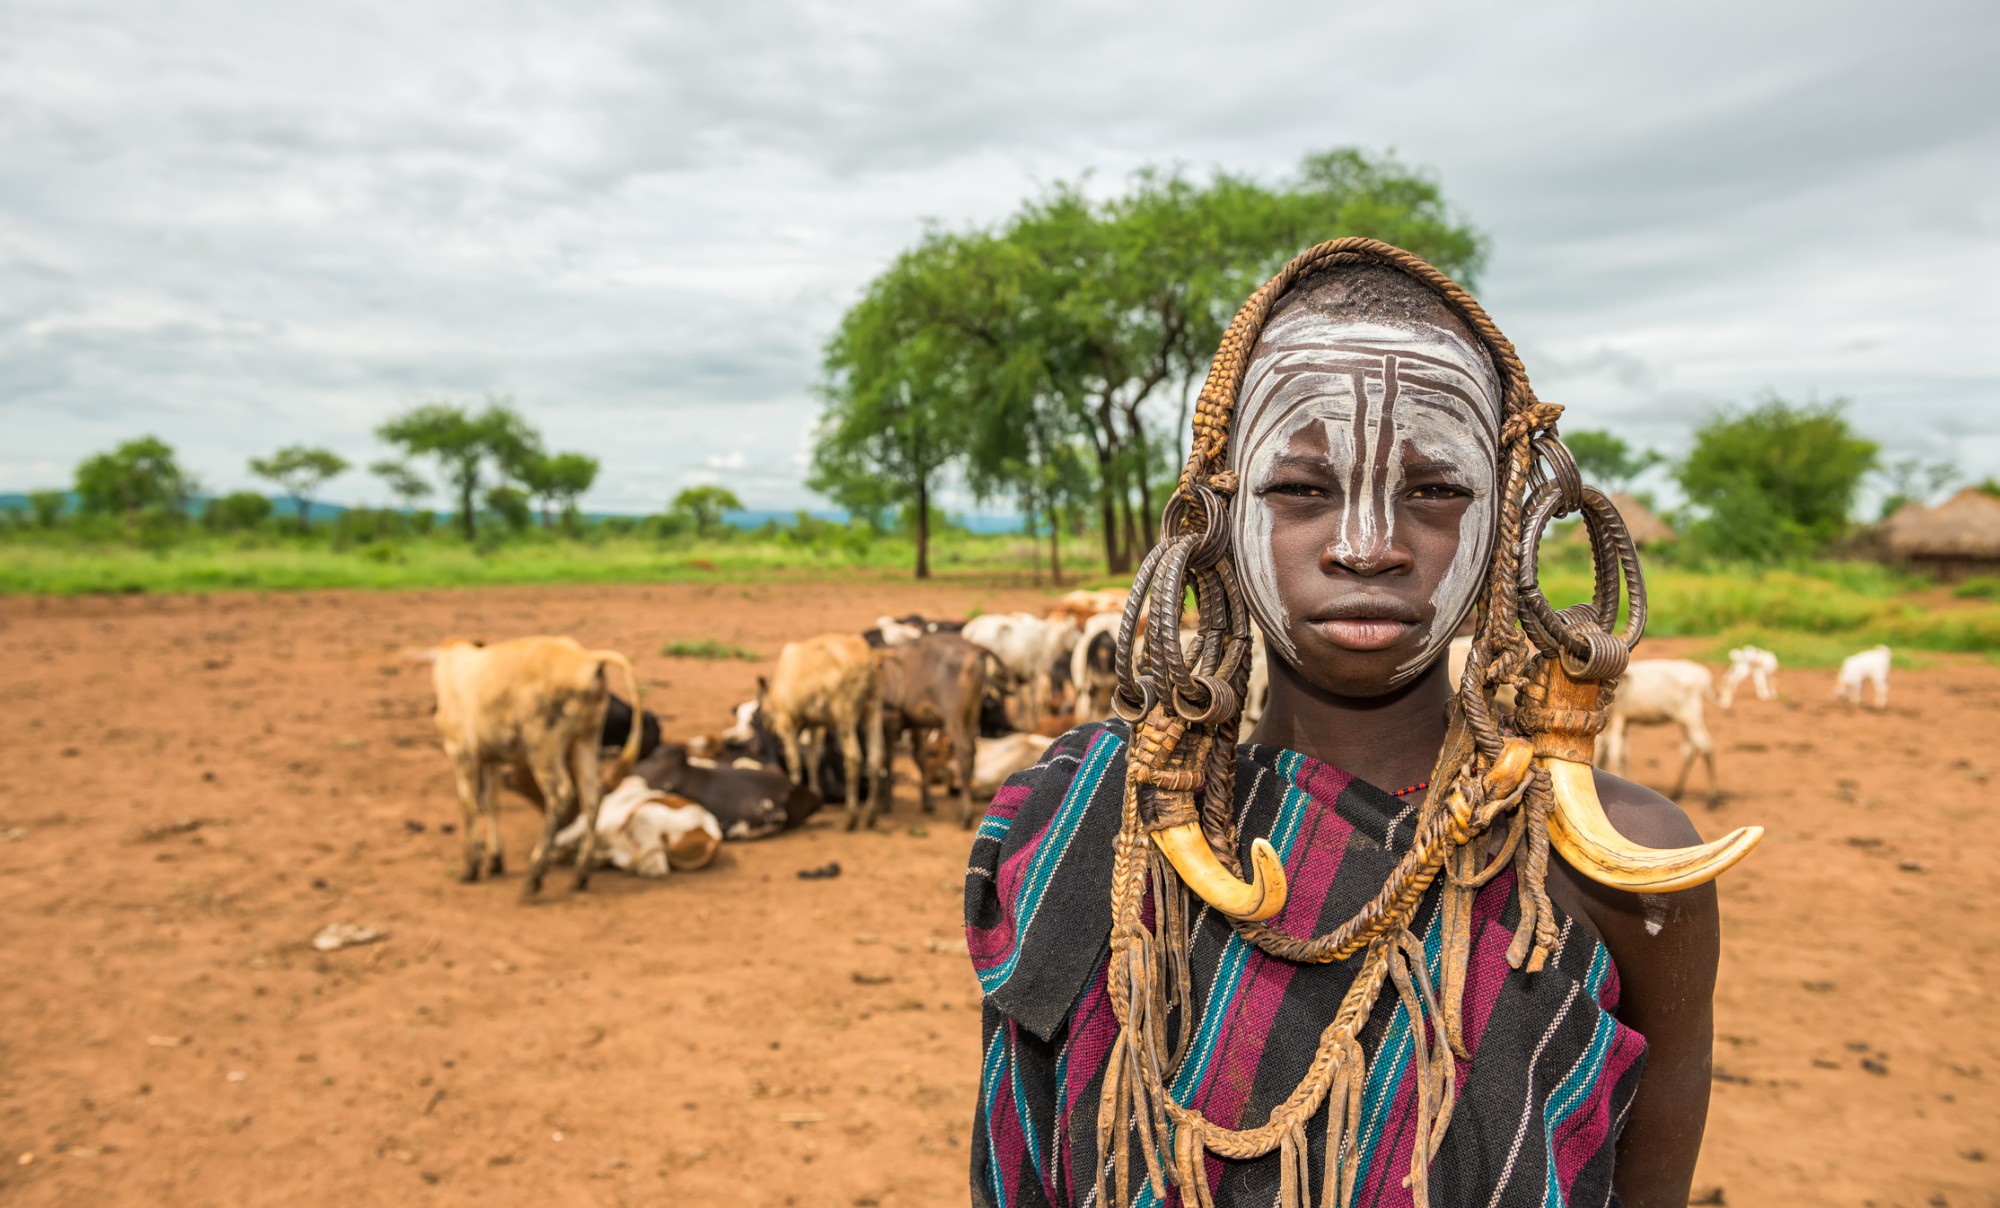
<box><xmin>965</xmin><ymin>721</ymin><xmax>1646</xmax><ymax>1208</ymax></box>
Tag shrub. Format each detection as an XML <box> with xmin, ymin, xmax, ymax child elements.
<box><xmin>203</xmin><ymin>492</ymin><xmax>274</xmax><ymax>533</ymax></box>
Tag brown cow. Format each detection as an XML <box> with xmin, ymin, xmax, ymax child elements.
<box><xmin>758</xmin><ymin>633</ymin><xmax>885</xmax><ymax>830</ymax></box>
<box><xmin>879</xmin><ymin>633</ymin><xmax>992</xmax><ymax>827</ymax></box>
<box><xmin>430</xmin><ymin>636</ymin><xmax>641</xmax><ymax>897</ymax></box>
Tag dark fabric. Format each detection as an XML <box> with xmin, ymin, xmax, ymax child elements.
<box><xmin>965</xmin><ymin>723</ymin><xmax>1646</xmax><ymax>1207</ymax></box>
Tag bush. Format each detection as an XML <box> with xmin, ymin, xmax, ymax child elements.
<box><xmin>203</xmin><ymin>492</ymin><xmax>274</xmax><ymax>533</ymax></box>
<box><xmin>484</xmin><ymin>486</ymin><xmax>533</xmax><ymax>535</ymax></box>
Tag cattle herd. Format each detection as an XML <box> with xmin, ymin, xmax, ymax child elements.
<box><xmin>420</xmin><ymin>592</ymin><xmax>1898</xmax><ymax>897</ymax></box>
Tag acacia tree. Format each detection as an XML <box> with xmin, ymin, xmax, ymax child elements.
<box><xmin>75</xmin><ymin>436</ymin><xmax>195</xmax><ymax>521</ymax></box>
<box><xmin>517</xmin><ymin>451</ymin><xmax>600</xmax><ymax>529</ymax></box>
<box><xmin>811</xmin><ymin>233</ymin><xmax>982</xmax><ymax>578</ymax></box>
<box><xmin>376</xmin><ymin>399</ymin><xmax>540</xmax><ymax>540</ymax></box>
<box><xmin>671</xmin><ymin>485</ymin><xmax>742</xmax><ymax>538</ymax></box>
<box><xmin>248</xmin><ymin>445</ymin><xmax>350</xmax><ymax>532</ymax></box>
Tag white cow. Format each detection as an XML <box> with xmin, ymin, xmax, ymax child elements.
<box><xmin>962</xmin><ymin>612</ymin><xmax>1080</xmax><ymax>728</ymax></box>
<box><xmin>1834</xmin><ymin>644</ymin><xmax>1892</xmax><ymax>709</ymax></box>
<box><xmin>872</xmin><ymin>616</ymin><xmax>925</xmax><ymax>646</ymax></box>
<box><xmin>552</xmin><ymin>777</ymin><xmax>722</xmax><ymax>878</ymax></box>
<box><xmin>1719</xmin><ymin>645</ymin><xmax>1780</xmax><ymax>707</ymax></box>
<box><xmin>1597</xmin><ymin>659</ymin><xmax>1719</xmax><ymax>803</ymax></box>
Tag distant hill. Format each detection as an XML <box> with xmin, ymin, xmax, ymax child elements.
<box><xmin>1</xmin><ymin>493</ymin><xmax>1026</xmax><ymax>534</ymax></box>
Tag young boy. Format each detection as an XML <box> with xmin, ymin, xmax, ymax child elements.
<box><xmin>966</xmin><ymin>241</ymin><xmax>1736</xmax><ymax>1207</ymax></box>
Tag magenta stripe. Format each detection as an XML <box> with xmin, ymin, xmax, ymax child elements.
<box><xmin>1192</xmin><ymin>790</ymin><xmax>1354</xmax><ymax>1127</ymax></box>
<box><xmin>1060</xmin><ymin>967</ymin><xmax>1118</xmax><ymax>1119</ymax></box>
<box><xmin>1453</xmin><ymin>867</ymin><xmax>1521</xmax><ymax>1084</ymax></box>
<box><xmin>990</xmin><ymin>1040</ymin><xmax>1030</xmax><ymax>1206</ymax></box>
<box><xmin>1551</xmin><ymin>1022</ymin><xmax>1647</xmax><ymax>1191</ymax></box>
<box><xmin>988</xmin><ymin>781</ymin><xmax>1031</xmax><ymax>816</ymax></box>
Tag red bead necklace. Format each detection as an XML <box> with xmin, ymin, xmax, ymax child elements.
<box><xmin>1389</xmin><ymin>781</ymin><xmax>1428</xmax><ymax>798</ymax></box>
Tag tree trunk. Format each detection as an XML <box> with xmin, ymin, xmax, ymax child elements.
<box><xmin>459</xmin><ymin>481</ymin><xmax>477</xmax><ymax>541</ymax></box>
<box><xmin>914</xmin><ymin>475</ymin><xmax>931</xmax><ymax>580</ymax></box>
<box><xmin>1118</xmin><ymin>486</ymin><xmax>1139</xmax><ymax>573</ymax></box>
<box><xmin>295</xmin><ymin>496</ymin><xmax>310</xmax><ymax>535</ymax></box>
<box><xmin>1049</xmin><ymin>503</ymin><xmax>1063</xmax><ymax>586</ymax></box>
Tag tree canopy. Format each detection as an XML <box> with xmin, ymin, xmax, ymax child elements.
<box><xmin>376</xmin><ymin>399</ymin><xmax>537</xmax><ymax>541</ymax></box>
<box><xmin>671</xmin><ymin>485</ymin><xmax>742</xmax><ymax>537</ymax></box>
<box><xmin>75</xmin><ymin>436</ymin><xmax>195</xmax><ymax>520</ymax></box>
<box><xmin>1564</xmin><ymin>429</ymin><xmax>1663</xmax><ymax>494</ymax></box>
<box><xmin>809</xmin><ymin>148</ymin><xmax>1487</xmax><ymax>578</ymax></box>
<box><xmin>1675</xmin><ymin>396</ymin><xmax>1880</xmax><ymax>560</ymax></box>
<box><xmin>248</xmin><ymin>445</ymin><xmax>349</xmax><ymax>532</ymax></box>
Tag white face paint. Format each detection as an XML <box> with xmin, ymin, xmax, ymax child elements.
<box><xmin>1229</xmin><ymin>311</ymin><xmax>1502</xmax><ymax>686</ymax></box>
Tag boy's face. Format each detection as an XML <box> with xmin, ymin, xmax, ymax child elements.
<box><xmin>1229</xmin><ymin>307</ymin><xmax>1501</xmax><ymax>697</ymax></box>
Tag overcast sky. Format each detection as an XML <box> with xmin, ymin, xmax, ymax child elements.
<box><xmin>3</xmin><ymin>0</ymin><xmax>1995</xmax><ymax>514</ymax></box>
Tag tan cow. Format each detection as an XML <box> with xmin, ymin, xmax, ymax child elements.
<box><xmin>1046</xmin><ymin>588</ymin><xmax>1128</xmax><ymax>627</ymax></box>
<box><xmin>430</xmin><ymin>636</ymin><xmax>642</xmax><ymax>897</ymax></box>
<box><xmin>758</xmin><ymin>633</ymin><xmax>886</xmax><ymax>831</ymax></box>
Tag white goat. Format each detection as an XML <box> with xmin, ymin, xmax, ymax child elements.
<box><xmin>1719</xmin><ymin>645</ymin><xmax>1780</xmax><ymax>708</ymax></box>
<box><xmin>1597</xmin><ymin>658</ymin><xmax>1719</xmax><ymax>803</ymax></box>
<box><xmin>1833</xmin><ymin>645</ymin><xmax>1892</xmax><ymax>709</ymax></box>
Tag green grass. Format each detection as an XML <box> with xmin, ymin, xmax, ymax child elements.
<box><xmin>3</xmin><ymin>530</ymin><xmax>1995</xmax><ymax>658</ymax></box>
<box><xmin>661</xmin><ymin>638</ymin><xmax>761</xmax><ymax>661</ymax></box>
<box><xmin>0</xmin><ymin>530</ymin><xmax>1073</xmax><ymax>595</ymax></box>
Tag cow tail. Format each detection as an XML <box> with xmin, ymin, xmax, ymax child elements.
<box><xmin>597</xmin><ymin>650</ymin><xmax>645</xmax><ymax>784</ymax></box>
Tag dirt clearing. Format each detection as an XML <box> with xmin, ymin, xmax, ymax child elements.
<box><xmin>0</xmin><ymin>582</ymin><xmax>1994</xmax><ymax>1206</ymax></box>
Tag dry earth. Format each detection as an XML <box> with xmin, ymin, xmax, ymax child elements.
<box><xmin>0</xmin><ymin>581</ymin><xmax>1994</xmax><ymax>1207</ymax></box>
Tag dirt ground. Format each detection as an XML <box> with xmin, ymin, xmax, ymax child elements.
<box><xmin>0</xmin><ymin>580</ymin><xmax>1994</xmax><ymax>1208</ymax></box>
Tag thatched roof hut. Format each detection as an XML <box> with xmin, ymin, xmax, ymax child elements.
<box><xmin>1881</xmin><ymin>488</ymin><xmax>2000</xmax><ymax>580</ymax></box>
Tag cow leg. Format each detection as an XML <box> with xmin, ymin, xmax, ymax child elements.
<box><xmin>1875</xmin><ymin>675</ymin><xmax>1889</xmax><ymax>710</ymax></box>
<box><xmin>477</xmin><ymin>761</ymin><xmax>505</xmax><ymax>877</ymax></box>
<box><xmin>524</xmin><ymin>755</ymin><xmax>575</xmax><ymax>899</ymax></box>
<box><xmin>863</xmin><ymin>693</ymin><xmax>886</xmax><ymax>830</ymax></box>
<box><xmin>911</xmin><ymin>724</ymin><xmax>935</xmax><ymax>816</ymax></box>
<box><xmin>570</xmin><ymin>740</ymin><xmax>605</xmax><ymax>892</ymax></box>
<box><xmin>448</xmin><ymin>749</ymin><xmax>484</xmax><ymax>882</ymax></box>
<box><xmin>955</xmin><ymin>722</ymin><xmax>976</xmax><ymax>830</ymax></box>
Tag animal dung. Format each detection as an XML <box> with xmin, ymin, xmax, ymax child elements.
<box><xmin>796</xmin><ymin>861</ymin><xmax>841</xmax><ymax>880</ymax></box>
<box><xmin>313</xmin><ymin>923</ymin><xmax>388</xmax><ymax>952</ymax></box>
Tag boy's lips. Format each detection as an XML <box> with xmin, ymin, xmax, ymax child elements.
<box><xmin>1310</xmin><ymin>618</ymin><xmax>1417</xmax><ymax>651</ymax></box>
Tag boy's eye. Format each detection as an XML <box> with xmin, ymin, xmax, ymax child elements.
<box><xmin>1407</xmin><ymin>483</ymin><xmax>1472</xmax><ymax>501</ymax></box>
<box><xmin>1265</xmin><ymin>482</ymin><xmax>1327</xmax><ymax>498</ymax></box>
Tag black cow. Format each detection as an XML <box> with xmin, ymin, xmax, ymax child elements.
<box><xmin>633</xmin><ymin>743</ymin><xmax>821</xmax><ymax>839</ymax></box>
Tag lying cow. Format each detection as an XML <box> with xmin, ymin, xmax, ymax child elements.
<box><xmin>551</xmin><ymin>777</ymin><xmax>721</xmax><ymax>878</ymax></box>
<box><xmin>1719</xmin><ymin>645</ymin><xmax>1780</xmax><ymax>708</ymax></box>
<box><xmin>430</xmin><ymin>636</ymin><xmax>642</xmax><ymax>897</ymax></box>
<box><xmin>715</xmin><ymin>698</ymin><xmax>882</xmax><ymax>805</ymax></box>
<box><xmin>962</xmin><ymin>612</ymin><xmax>1079</xmax><ymax>730</ymax></box>
<box><xmin>759</xmin><ymin>633</ymin><xmax>886</xmax><ymax>830</ymax></box>
<box><xmin>878</xmin><ymin>633</ymin><xmax>990</xmax><ymax>826</ymax></box>
<box><xmin>1834</xmin><ymin>644</ymin><xmax>1892</xmax><ymax>709</ymax></box>
<box><xmin>634</xmin><ymin>743</ymin><xmax>821</xmax><ymax>839</ymax></box>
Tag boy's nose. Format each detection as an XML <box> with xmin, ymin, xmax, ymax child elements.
<box><xmin>1322</xmin><ymin>527</ymin><xmax>1412</xmax><ymax>577</ymax></box>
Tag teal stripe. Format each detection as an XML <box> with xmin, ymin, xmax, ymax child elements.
<box><xmin>1536</xmin><ymin>945</ymin><xmax>1618</xmax><ymax>1204</ymax></box>
<box><xmin>981</xmin><ymin>1028</ymin><xmax>1011</xmax><ymax>1208</ymax></box>
<box><xmin>1350</xmin><ymin>887</ymin><xmax>1449</xmax><ymax>1191</ymax></box>
<box><xmin>1011</xmin><ymin>1038</ymin><xmax>1046</xmax><ymax>1186</ymax></box>
<box><xmin>975</xmin><ymin>811</ymin><xmax>1014</xmax><ymax>843</ymax></box>
<box><xmin>1138</xmin><ymin>752</ymin><xmax>1311</xmax><ymax>1207</ymax></box>
<box><xmin>977</xmin><ymin>733</ymin><xmax>1120</xmax><ymax>992</ymax></box>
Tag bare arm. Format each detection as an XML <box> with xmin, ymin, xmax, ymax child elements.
<box><xmin>1544</xmin><ymin>769</ymin><xmax>1721</xmax><ymax>1208</ymax></box>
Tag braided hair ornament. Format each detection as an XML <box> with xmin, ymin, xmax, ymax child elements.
<box><xmin>1099</xmin><ymin>239</ymin><xmax>1762</xmax><ymax>1208</ymax></box>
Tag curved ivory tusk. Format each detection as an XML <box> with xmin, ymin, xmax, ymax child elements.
<box><xmin>1151</xmin><ymin>826</ymin><xmax>1288</xmax><ymax>922</ymax></box>
<box><xmin>1543</xmin><ymin>758</ymin><xmax>1763</xmax><ymax>893</ymax></box>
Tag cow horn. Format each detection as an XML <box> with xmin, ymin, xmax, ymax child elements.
<box><xmin>1151</xmin><ymin>826</ymin><xmax>1288</xmax><ymax>922</ymax></box>
<box><xmin>1544</xmin><ymin>757</ymin><xmax>1762</xmax><ymax>893</ymax></box>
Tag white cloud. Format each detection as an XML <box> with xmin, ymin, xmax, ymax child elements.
<box><xmin>1</xmin><ymin>0</ymin><xmax>1995</xmax><ymax>514</ymax></box>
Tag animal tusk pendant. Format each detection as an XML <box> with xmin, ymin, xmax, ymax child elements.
<box><xmin>1151</xmin><ymin>826</ymin><xmax>1288</xmax><ymax>921</ymax></box>
<box><xmin>1522</xmin><ymin>655</ymin><xmax>1764</xmax><ymax>893</ymax></box>
<box><xmin>1543</xmin><ymin>757</ymin><xmax>1762</xmax><ymax>892</ymax></box>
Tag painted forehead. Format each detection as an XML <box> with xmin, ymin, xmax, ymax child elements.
<box><xmin>1231</xmin><ymin>312</ymin><xmax>1502</xmax><ymax>473</ymax></box>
